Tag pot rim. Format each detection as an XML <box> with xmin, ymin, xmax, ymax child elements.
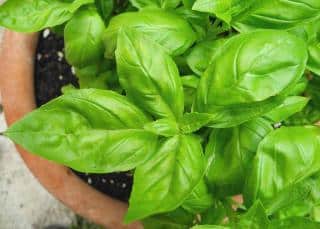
<box><xmin>0</xmin><ymin>30</ymin><xmax>142</xmax><ymax>229</ymax></box>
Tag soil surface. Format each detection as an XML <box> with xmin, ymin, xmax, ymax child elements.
<box><xmin>34</xmin><ymin>30</ymin><xmax>133</xmax><ymax>202</ymax></box>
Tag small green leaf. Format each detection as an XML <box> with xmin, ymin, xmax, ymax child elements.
<box><xmin>64</xmin><ymin>8</ymin><xmax>105</xmax><ymax>68</ymax></box>
<box><xmin>192</xmin><ymin>0</ymin><xmax>254</xmax><ymax>24</ymax></box>
<box><xmin>192</xmin><ymin>225</ymin><xmax>230</xmax><ymax>229</ymax></box>
<box><xmin>269</xmin><ymin>217</ymin><xmax>320</xmax><ymax>229</ymax></box>
<box><xmin>143</xmin><ymin>208</ymin><xmax>193</xmax><ymax>229</ymax></box>
<box><xmin>186</xmin><ymin>39</ymin><xmax>225</xmax><ymax>76</ymax></box>
<box><xmin>94</xmin><ymin>0</ymin><xmax>113</xmax><ymax>23</ymax></box>
<box><xmin>181</xmin><ymin>75</ymin><xmax>199</xmax><ymax>111</ymax></box>
<box><xmin>236</xmin><ymin>201</ymin><xmax>270</xmax><ymax>229</ymax></box>
<box><xmin>144</xmin><ymin>119</ymin><xmax>179</xmax><ymax>137</ymax></box>
<box><xmin>264</xmin><ymin>96</ymin><xmax>309</xmax><ymax>123</ymax></box>
<box><xmin>179</xmin><ymin>112</ymin><xmax>213</xmax><ymax>134</ymax></box>
<box><xmin>130</xmin><ymin>0</ymin><xmax>181</xmax><ymax>9</ymax></box>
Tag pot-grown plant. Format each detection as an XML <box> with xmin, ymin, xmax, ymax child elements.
<box><xmin>1</xmin><ymin>0</ymin><xmax>320</xmax><ymax>228</ymax></box>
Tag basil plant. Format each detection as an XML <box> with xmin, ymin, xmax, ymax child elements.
<box><xmin>2</xmin><ymin>0</ymin><xmax>320</xmax><ymax>228</ymax></box>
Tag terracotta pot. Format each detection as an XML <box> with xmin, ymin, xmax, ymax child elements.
<box><xmin>0</xmin><ymin>30</ymin><xmax>143</xmax><ymax>229</ymax></box>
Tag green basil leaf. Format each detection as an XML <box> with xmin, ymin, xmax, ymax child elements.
<box><xmin>205</xmin><ymin>118</ymin><xmax>272</xmax><ymax>197</ymax></box>
<box><xmin>116</xmin><ymin>28</ymin><xmax>184</xmax><ymax>120</ymax></box>
<box><xmin>285</xmin><ymin>77</ymin><xmax>320</xmax><ymax>125</ymax></box>
<box><xmin>144</xmin><ymin>119</ymin><xmax>179</xmax><ymax>137</ymax></box>
<box><xmin>200</xmin><ymin>200</ymin><xmax>227</xmax><ymax>225</ymax></box>
<box><xmin>143</xmin><ymin>208</ymin><xmax>193</xmax><ymax>229</ymax></box>
<box><xmin>130</xmin><ymin>0</ymin><xmax>181</xmax><ymax>9</ymax></box>
<box><xmin>175</xmin><ymin>6</ymin><xmax>210</xmax><ymax>41</ymax></box>
<box><xmin>75</xmin><ymin>60</ymin><xmax>112</xmax><ymax>89</ymax></box>
<box><xmin>179</xmin><ymin>112</ymin><xmax>213</xmax><ymax>134</ymax></box>
<box><xmin>186</xmin><ymin>39</ymin><xmax>225</xmax><ymax>76</ymax></box>
<box><xmin>104</xmin><ymin>9</ymin><xmax>196</xmax><ymax>58</ymax></box>
<box><xmin>192</xmin><ymin>0</ymin><xmax>255</xmax><ymax>24</ymax></box>
<box><xmin>0</xmin><ymin>0</ymin><xmax>93</xmax><ymax>32</ymax></box>
<box><xmin>182</xmin><ymin>0</ymin><xmax>195</xmax><ymax>8</ymax></box>
<box><xmin>125</xmin><ymin>134</ymin><xmax>205</xmax><ymax>222</ymax></box>
<box><xmin>182</xmin><ymin>179</ymin><xmax>214</xmax><ymax>214</ymax></box>
<box><xmin>288</xmin><ymin>75</ymin><xmax>308</xmax><ymax>96</ymax></box>
<box><xmin>308</xmin><ymin>42</ymin><xmax>320</xmax><ymax>75</ymax></box>
<box><xmin>94</xmin><ymin>0</ymin><xmax>114</xmax><ymax>23</ymax></box>
<box><xmin>181</xmin><ymin>75</ymin><xmax>199</xmax><ymax>111</ymax></box>
<box><xmin>264</xmin><ymin>96</ymin><xmax>309</xmax><ymax>123</ymax></box>
<box><xmin>192</xmin><ymin>225</ymin><xmax>230</xmax><ymax>229</ymax></box>
<box><xmin>285</xmin><ymin>101</ymin><xmax>320</xmax><ymax>126</ymax></box>
<box><xmin>244</xmin><ymin>126</ymin><xmax>320</xmax><ymax>207</ymax></box>
<box><xmin>269</xmin><ymin>217</ymin><xmax>320</xmax><ymax>229</ymax></box>
<box><xmin>233</xmin><ymin>1</ymin><xmax>320</xmax><ymax>32</ymax></box>
<box><xmin>289</xmin><ymin>21</ymin><xmax>320</xmax><ymax>76</ymax></box>
<box><xmin>78</xmin><ymin>70</ymin><xmax>110</xmax><ymax>90</ymax></box>
<box><xmin>235</xmin><ymin>201</ymin><xmax>269</xmax><ymax>229</ymax></box>
<box><xmin>5</xmin><ymin>89</ymin><xmax>158</xmax><ymax>173</ymax></box>
<box><xmin>194</xmin><ymin>30</ymin><xmax>308</xmax><ymax>128</ymax></box>
<box><xmin>64</xmin><ymin>8</ymin><xmax>105</xmax><ymax>68</ymax></box>
<box><xmin>264</xmin><ymin>174</ymin><xmax>320</xmax><ymax>218</ymax></box>
<box><xmin>181</xmin><ymin>75</ymin><xmax>199</xmax><ymax>89</ymax></box>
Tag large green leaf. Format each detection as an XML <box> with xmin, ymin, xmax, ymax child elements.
<box><xmin>244</xmin><ymin>126</ymin><xmax>320</xmax><ymax>207</ymax></box>
<box><xmin>125</xmin><ymin>135</ymin><xmax>205</xmax><ymax>222</ymax></box>
<box><xmin>233</xmin><ymin>0</ymin><xmax>320</xmax><ymax>32</ymax></box>
<box><xmin>104</xmin><ymin>9</ymin><xmax>196</xmax><ymax>58</ymax></box>
<box><xmin>5</xmin><ymin>89</ymin><xmax>158</xmax><ymax>173</ymax></box>
<box><xmin>194</xmin><ymin>30</ymin><xmax>308</xmax><ymax>128</ymax></box>
<box><xmin>0</xmin><ymin>0</ymin><xmax>93</xmax><ymax>32</ymax></box>
<box><xmin>116</xmin><ymin>28</ymin><xmax>184</xmax><ymax>120</ymax></box>
<box><xmin>64</xmin><ymin>8</ymin><xmax>105</xmax><ymax>68</ymax></box>
<box><xmin>205</xmin><ymin>118</ymin><xmax>273</xmax><ymax>196</ymax></box>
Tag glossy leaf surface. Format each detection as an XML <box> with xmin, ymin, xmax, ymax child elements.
<box><xmin>0</xmin><ymin>0</ymin><xmax>93</xmax><ymax>32</ymax></box>
<box><xmin>244</xmin><ymin>126</ymin><xmax>320</xmax><ymax>207</ymax></box>
<box><xmin>116</xmin><ymin>28</ymin><xmax>184</xmax><ymax>120</ymax></box>
<box><xmin>104</xmin><ymin>9</ymin><xmax>196</xmax><ymax>58</ymax></box>
<box><xmin>194</xmin><ymin>30</ymin><xmax>308</xmax><ymax>128</ymax></box>
<box><xmin>233</xmin><ymin>0</ymin><xmax>320</xmax><ymax>32</ymax></box>
<box><xmin>5</xmin><ymin>89</ymin><xmax>157</xmax><ymax>173</ymax></box>
<box><xmin>205</xmin><ymin>118</ymin><xmax>273</xmax><ymax>196</ymax></box>
<box><xmin>64</xmin><ymin>8</ymin><xmax>105</xmax><ymax>68</ymax></box>
<box><xmin>125</xmin><ymin>135</ymin><xmax>205</xmax><ymax>222</ymax></box>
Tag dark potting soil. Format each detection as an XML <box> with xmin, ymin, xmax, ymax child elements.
<box><xmin>34</xmin><ymin>30</ymin><xmax>133</xmax><ymax>202</ymax></box>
